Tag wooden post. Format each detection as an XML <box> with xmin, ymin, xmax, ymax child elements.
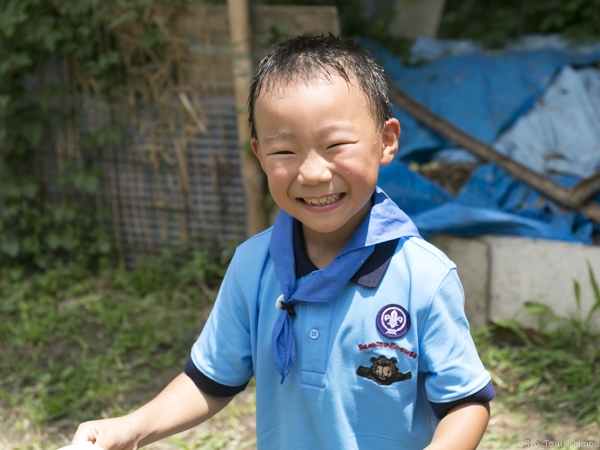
<box><xmin>227</xmin><ymin>0</ymin><xmax>268</xmax><ymax>237</ymax></box>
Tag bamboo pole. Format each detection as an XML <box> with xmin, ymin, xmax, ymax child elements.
<box><xmin>227</xmin><ymin>0</ymin><xmax>268</xmax><ymax>237</ymax></box>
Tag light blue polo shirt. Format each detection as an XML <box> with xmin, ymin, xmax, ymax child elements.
<box><xmin>187</xmin><ymin>218</ymin><xmax>492</xmax><ymax>448</ymax></box>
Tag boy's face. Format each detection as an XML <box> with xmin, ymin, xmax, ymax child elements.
<box><xmin>251</xmin><ymin>75</ymin><xmax>400</xmax><ymax>244</ymax></box>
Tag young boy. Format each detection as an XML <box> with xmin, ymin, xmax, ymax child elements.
<box><xmin>72</xmin><ymin>35</ymin><xmax>494</xmax><ymax>450</ymax></box>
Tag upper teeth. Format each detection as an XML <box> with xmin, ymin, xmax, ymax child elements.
<box><xmin>303</xmin><ymin>194</ymin><xmax>341</xmax><ymax>205</ymax></box>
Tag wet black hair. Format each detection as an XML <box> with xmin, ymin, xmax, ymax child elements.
<box><xmin>247</xmin><ymin>34</ymin><xmax>393</xmax><ymax>139</ymax></box>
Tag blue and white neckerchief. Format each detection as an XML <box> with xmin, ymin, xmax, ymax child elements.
<box><xmin>269</xmin><ymin>186</ymin><xmax>421</xmax><ymax>382</ymax></box>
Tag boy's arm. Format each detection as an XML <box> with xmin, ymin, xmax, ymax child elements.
<box><xmin>425</xmin><ymin>401</ymin><xmax>490</xmax><ymax>450</ymax></box>
<box><xmin>71</xmin><ymin>373</ymin><xmax>233</xmax><ymax>450</ymax></box>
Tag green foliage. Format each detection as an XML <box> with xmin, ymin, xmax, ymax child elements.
<box><xmin>121</xmin><ymin>248</ymin><xmax>228</xmax><ymax>297</ymax></box>
<box><xmin>0</xmin><ymin>0</ymin><xmax>194</xmax><ymax>271</ymax></box>
<box><xmin>261</xmin><ymin>0</ymin><xmax>600</xmax><ymax>54</ymax></box>
<box><xmin>475</xmin><ymin>262</ymin><xmax>600</xmax><ymax>425</ymax></box>
<box><xmin>0</xmin><ymin>169</ymin><xmax>111</xmax><ymax>270</ymax></box>
<box><xmin>440</xmin><ymin>0</ymin><xmax>600</xmax><ymax>48</ymax></box>
<box><xmin>0</xmin><ymin>248</ymin><xmax>226</xmax><ymax>424</ymax></box>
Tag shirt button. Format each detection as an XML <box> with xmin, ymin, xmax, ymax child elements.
<box><xmin>309</xmin><ymin>328</ymin><xmax>319</xmax><ymax>340</ymax></box>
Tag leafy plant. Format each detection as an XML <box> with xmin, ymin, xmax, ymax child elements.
<box><xmin>0</xmin><ymin>174</ymin><xmax>111</xmax><ymax>270</ymax></box>
<box><xmin>0</xmin><ymin>0</ymin><xmax>198</xmax><ymax>271</ymax></box>
<box><xmin>475</xmin><ymin>262</ymin><xmax>600</xmax><ymax>425</ymax></box>
<box><xmin>439</xmin><ymin>0</ymin><xmax>600</xmax><ymax>48</ymax></box>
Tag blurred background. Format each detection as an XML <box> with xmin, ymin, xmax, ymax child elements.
<box><xmin>1</xmin><ymin>1</ymin><xmax>600</xmax><ymax>448</ymax></box>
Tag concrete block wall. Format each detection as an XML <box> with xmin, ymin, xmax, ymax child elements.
<box><xmin>428</xmin><ymin>234</ymin><xmax>600</xmax><ymax>330</ymax></box>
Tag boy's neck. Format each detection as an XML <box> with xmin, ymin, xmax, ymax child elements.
<box><xmin>300</xmin><ymin>199</ymin><xmax>373</xmax><ymax>270</ymax></box>
<box><xmin>302</xmin><ymin>230</ymin><xmax>344</xmax><ymax>270</ymax></box>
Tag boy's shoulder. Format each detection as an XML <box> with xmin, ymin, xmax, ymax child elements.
<box><xmin>229</xmin><ymin>226</ymin><xmax>274</xmax><ymax>268</ymax></box>
<box><xmin>221</xmin><ymin>227</ymin><xmax>275</xmax><ymax>293</ymax></box>
<box><xmin>239</xmin><ymin>226</ymin><xmax>274</xmax><ymax>250</ymax></box>
<box><xmin>396</xmin><ymin>236</ymin><xmax>457</xmax><ymax>273</ymax></box>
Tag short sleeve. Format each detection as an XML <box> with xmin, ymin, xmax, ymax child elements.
<box><xmin>418</xmin><ymin>268</ymin><xmax>491</xmax><ymax>403</ymax></box>
<box><xmin>189</xmin><ymin>252</ymin><xmax>254</xmax><ymax>388</ymax></box>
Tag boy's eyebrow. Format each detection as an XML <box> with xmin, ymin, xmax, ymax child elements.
<box><xmin>263</xmin><ymin>124</ymin><xmax>358</xmax><ymax>144</ymax></box>
<box><xmin>263</xmin><ymin>131</ymin><xmax>296</xmax><ymax>144</ymax></box>
<box><xmin>317</xmin><ymin>123</ymin><xmax>358</xmax><ymax>137</ymax></box>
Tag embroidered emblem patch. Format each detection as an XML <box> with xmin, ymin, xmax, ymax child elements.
<box><xmin>376</xmin><ymin>304</ymin><xmax>410</xmax><ymax>338</ymax></box>
<box><xmin>356</xmin><ymin>355</ymin><xmax>412</xmax><ymax>386</ymax></box>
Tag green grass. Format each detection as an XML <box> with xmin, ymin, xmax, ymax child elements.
<box><xmin>1</xmin><ymin>253</ymin><xmax>599</xmax><ymax>448</ymax></box>
<box><xmin>474</xmin><ymin>263</ymin><xmax>600</xmax><ymax>426</ymax></box>
<box><xmin>0</xmin><ymin>250</ymin><xmax>226</xmax><ymax>427</ymax></box>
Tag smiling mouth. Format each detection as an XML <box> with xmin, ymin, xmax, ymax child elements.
<box><xmin>300</xmin><ymin>193</ymin><xmax>344</xmax><ymax>206</ymax></box>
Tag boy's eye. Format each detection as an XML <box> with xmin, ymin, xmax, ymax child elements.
<box><xmin>327</xmin><ymin>142</ymin><xmax>352</xmax><ymax>150</ymax></box>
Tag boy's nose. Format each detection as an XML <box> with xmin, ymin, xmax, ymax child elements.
<box><xmin>297</xmin><ymin>152</ymin><xmax>332</xmax><ymax>185</ymax></box>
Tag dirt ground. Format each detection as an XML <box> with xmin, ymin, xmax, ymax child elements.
<box><xmin>2</xmin><ymin>390</ymin><xmax>599</xmax><ymax>450</ymax></box>
<box><xmin>479</xmin><ymin>404</ymin><xmax>600</xmax><ymax>450</ymax></box>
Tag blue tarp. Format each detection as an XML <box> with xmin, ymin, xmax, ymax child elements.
<box><xmin>366</xmin><ymin>38</ymin><xmax>600</xmax><ymax>244</ymax></box>
<box><xmin>493</xmin><ymin>66</ymin><xmax>600</xmax><ymax>179</ymax></box>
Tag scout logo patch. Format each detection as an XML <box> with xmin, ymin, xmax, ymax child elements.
<box><xmin>376</xmin><ymin>304</ymin><xmax>410</xmax><ymax>338</ymax></box>
<box><xmin>357</xmin><ymin>355</ymin><xmax>412</xmax><ymax>386</ymax></box>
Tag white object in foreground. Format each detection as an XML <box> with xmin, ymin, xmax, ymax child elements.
<box><xmin>57</xmin><ymin>443</ymin><xmax>97</xmax><ymax>450</ymax></box>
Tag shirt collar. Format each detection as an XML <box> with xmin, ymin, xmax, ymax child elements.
<box><xmin>293</xmin><ymin>219</ymin><xmax>399</xmax><ymax>288</ymax></box>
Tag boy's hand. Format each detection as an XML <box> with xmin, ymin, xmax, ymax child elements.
<box><xmin>69</xmin><ymin>373</ymin><xmax>233</xmax><ymax>450</ymax></box>
<box><xmin>72</xmin><ymin>416</ymin><xmax>142</xmax><ymax>450</ymax></box>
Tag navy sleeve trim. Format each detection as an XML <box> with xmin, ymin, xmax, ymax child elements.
<box><xmin>429</xmin><ymin>380</ymin><xmax>495</xmax><ymax>419</ymax></box>
<box><xmin>184</xmin><ymin>357</ymin><xmax>248</xmax><ymax>397</ymax></box>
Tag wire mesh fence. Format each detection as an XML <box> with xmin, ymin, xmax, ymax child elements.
<box><xmin>31</xmin><ymin>4</ymin><xmax>339</xmax><ymax>268</ymax></box>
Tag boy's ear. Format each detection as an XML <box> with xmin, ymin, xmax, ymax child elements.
<box><xmin>250</xmin><ymin>137</ymin><xmax>265</xmax><ymax>171</ymax></box>
<box><xmin>380</xmin><ymin>118</ymin><xmax>400</xmax><ymax>166</ymax></box>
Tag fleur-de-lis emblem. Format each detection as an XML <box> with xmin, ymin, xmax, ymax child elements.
<box><xmin>384</xmin><ymin>309</ymin><xmax>404</xmax><ymax>329</ymax></box>
<box><xmin>376</xmin><ymin>304</ymin><xmax>410</xmax><ymax>339</ymax></box>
